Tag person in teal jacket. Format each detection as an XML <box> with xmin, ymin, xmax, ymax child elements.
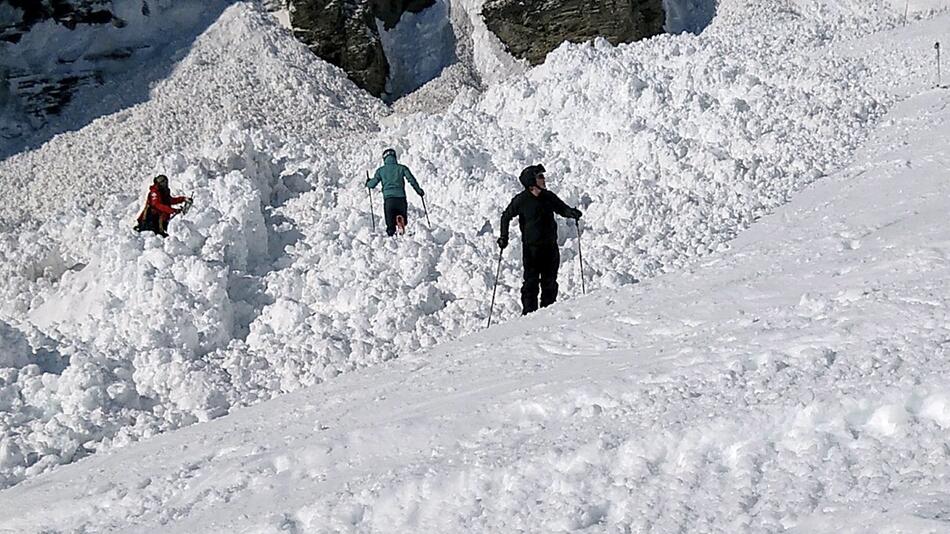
<box><xmin>366</xmin><ymin>148</ymin><xmax>425</xmax><ymax>236</ymax></box>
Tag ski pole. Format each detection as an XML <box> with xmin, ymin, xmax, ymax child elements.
<box><xmin>421</xmin><ymin>196</ymin><xmax>432</xmax><ymax>228</ymax></box>
<box><xmin>366</xmin><ymin>171</ymin><xmax>376</xmax><ymax>232</ymax></box>
<box><xmin>576</xmin><ymin>218</ymin><xmax>586</xmax><ymax>295</ymax></box>
<box><xmin>486</xmin><ymin>247</ymin><xmax>504</xmax><ymax>329</ymax></box>
<box><xmin>936</xmin><ymin>42</ymin><xmax>942</xmax><ymax>87</ymax></box>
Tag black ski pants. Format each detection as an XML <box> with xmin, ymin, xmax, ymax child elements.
<box><xmin>136</xmin><ymin>209</ymin><xmax>169</xmax><ymax>237</ymax></box>
<box><xmin>521</xmin><ymin>243</ymin><xmax>560</xmax><ymax>315</ymax></box>
<box><xmin>384</xmin><ymin>197</ymin><xmax>408</xmax><ymax>236</ymax></box>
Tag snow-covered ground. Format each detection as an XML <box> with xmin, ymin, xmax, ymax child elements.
<box><xmin>3</xmin><ymin>59</ymin><xmax>950</xmax><ymax>533</ymax></box>
<box><xmin>1</xmin><ymin>0</ymin><xmax>950</xmax><ymax>529</ymax></box>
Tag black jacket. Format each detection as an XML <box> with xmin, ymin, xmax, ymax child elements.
<box><xmin>500</xmin><ymin>190</ymin><xmax>574</xmax><ymax>246</ymax></box>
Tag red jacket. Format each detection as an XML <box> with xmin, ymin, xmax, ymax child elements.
<box><xmin>137</xmin><ymin>184</ymin><xmax>186</xmax><ymax>235</ymax></box>
<box><xmin>147</xmin><ymin>184</ymin><xmax>186</xmax><ymax>217</ymax></box>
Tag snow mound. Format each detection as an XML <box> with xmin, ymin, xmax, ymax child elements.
<box><xmin>0</xmin><ymin>0</ymin><xmax>944</xmax><ymax>490</ymax></box>
<box><xmin>3</xmin><ymin>80</ymin><xmax>950</xmax><ymax>532</ymax></box>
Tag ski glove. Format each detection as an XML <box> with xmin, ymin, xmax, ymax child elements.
<box><xmin>497</xmin><ymin>236</ymin><xmax>508</xmax><ymax>249</ymax></box>
<box><xmin>569</xmin><ymin>208</ymin><xmax>583</xmax><ymax>219</ymax></box>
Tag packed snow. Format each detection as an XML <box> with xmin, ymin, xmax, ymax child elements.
<box><xmin>1</xmin><ymin>0</ymin><xmax>950</xmax><ymax>530</ymax></box>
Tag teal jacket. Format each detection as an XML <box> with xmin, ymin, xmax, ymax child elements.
<box><xmin>367</xmin><ymin>153</ymin><xmax>424</xmax><ymax>199</ymax></box>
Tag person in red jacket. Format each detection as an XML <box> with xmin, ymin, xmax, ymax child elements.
<box><xmin>135</xmin><ymin>174</ymin><xmax>190</xmax><ymax>237</ymax></box>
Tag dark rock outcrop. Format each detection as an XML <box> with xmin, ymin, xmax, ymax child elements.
<box><xmin>372</xmin><ymin>0</ymin><xmax>435</xmax><ymax>30</ymax></box>
<box><xmin>1</xmin><ymin>0</ymin><xmax>121</xmax><ymax>44</ymax></box>
<box><xmin>7</xmin><ymin>70</ymin><xmax>103</xmax><ymax>118</ymax></box>
<box><xmin>287</xmin><ymin>0</ymin><xmax>434</xmax><ymax>97</ymax></box>
<box><xmin>289</xmin><ymin>1</ymin><xmax>388</xmax><ymax>97</ymax></box>
<box><xmin>481</xmin><ymin>0</ymin><xmax>665</xmax><ymax>65</ymax></box>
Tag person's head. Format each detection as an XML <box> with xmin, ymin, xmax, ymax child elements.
<box><xmin>534</xmin><ymin>172</ymin><xmax>546</xmax><ymax>192</ymax></box>
<box><xmin>382</xmin><ymin>148</ymin><xmax>397</xmax><ymax>163</ymax></box>
<box><xmin>518</xmin><ymin>164</ymin><xmax>547</xmax><ymax>195</ymax></box>
<box><xmin>153</xmin><ymin>174</ymin><xmax>169</xmax><ymax>188</ymax></box>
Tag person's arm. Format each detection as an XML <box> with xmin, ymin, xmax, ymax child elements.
<box><xmin>170</xmin><ymin>196</ymin><xmax>186</xmax><ymax>205</ymax></box>
<box><xmin>498</xmin><ymin>196</ymin><xmax>520</xmax><ymax>248</ymax></box>
<box><xmin>366</xmin><ymin>169</ymin><xmax>381</xmax><ymax>189</ymax></box>
<box><xmin>546</xmin><ymin>191</ymin><xmax>581</xmax><ymax>219</ymax></box>
<box><xmin>404</xmin><ymin>166</ymin><xmax>424</xmax><ymax>197</ymax></box>
<box><xmin>148</xmin><ymin>191</ymin><xmax>178</xmax><ymax>215</ymax></box>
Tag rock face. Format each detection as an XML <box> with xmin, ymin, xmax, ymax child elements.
<box><xmin>288</xmin><ymin>0</ymin><xmax>434</xmax><ymax>97</ymax></box>
<box><xmin>0</xmin><ymin>1</ymin><xmax>120</xmax><ymax>44</ymax></box>
<box><xmin>373</xmin><ymin>0</ymin><xmax>436</xmax><ymax>30</ymax></box>
<box><xmin>481</xmin><ymin>0</ymin><xmax>665</xmax><ymax>65</ymax></box>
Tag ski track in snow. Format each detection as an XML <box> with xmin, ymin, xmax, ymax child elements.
<box><xmin>0</xmin><ymin>0</ymin><xmax>949</xmax><ymax>524</ymax></box>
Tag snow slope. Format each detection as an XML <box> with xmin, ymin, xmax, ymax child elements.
<box><xmin>2</xmin><ymin>60</ymin><xmax>950</xmax><ymax>533</ymax></box>
<box><xmin>0</xmin><ymin>0</ymin><xmax>948</xmax><ymax>504</ymax></box>
<box><xmin>0</xmin><ymin>1</ymin><xmax>232</xmax><ymax>159</ymax></box>
<box><xmin>0</xmin><ymin>3</ymin><xmax>384</xmax><ymax>225</ymax></box>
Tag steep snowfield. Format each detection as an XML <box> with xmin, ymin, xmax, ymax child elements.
<box><xmin>2</xmin><ymin>65</ymin><xmax>950</xmax><ymax>533</ymax></box>
<box><xmin>0</xmin><ymin>0</ymin><xmax>947</xmax><ymax>502</ymax></box>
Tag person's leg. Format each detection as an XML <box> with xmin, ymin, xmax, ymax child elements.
<box><xmin>140</xmin><ymin>209</ymin><xmax>157</xmax><ymax>233</ymax></box>
<box><xmin>383</xmin><ymin>198</ymin><xmax>397</xmax><ymax>236</ymax></box>
<box><xmin>394</xmin><ymin>198</ymin><xmax>408</xmax><ymax>234</ymax></box>
<box><xmin>539</xmin><ymin>245</ymin><xmax>560</xmax><ymax>308</ymax></box>
<box><xmin>521</xmin><ymin>245</ymin><xmax>541</xmax><ymax>315</ymax></box>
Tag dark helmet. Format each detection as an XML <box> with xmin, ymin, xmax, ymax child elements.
<box><xmin>518</xmin><ymin>164</ymin><xmax>546</xmax><ymax>189</ymax></box>
<box><xmin>382</xmin><ymin>148</ymin><xmax>396</xmax><ymax>161</ymax></box>
<box><xmin>153</xmin><ymin>174</ymin><xmax>169</xmax><ymax>187</ymax></box>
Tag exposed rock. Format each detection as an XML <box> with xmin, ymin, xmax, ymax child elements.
<box><xmin>372</xmin><ymin>0</ymin><xmax>435</xmax><ymax>30</ymax></box>
<box><xmin>8</xmin><ymin>70</ymin><xmax>103</xmax><ymax>118</ymax></box>
<box><xmin>481</xmin><ymin>0</ymin><xmax>665</xmax><ymax>65</ymax></box>
<box><xmin>290</xmin><ymin>0</ymin><xmax>388</xmax><ymax>97</ymax></box>
<box><xmin>1</xmin><ymin>0</ymin><xmax>120</xmax><ymax>43</ymax></box>
<box><xmin>287</xmin><ymin>0</ymin><xmax>435</xmax><ymax>97</ymax></box>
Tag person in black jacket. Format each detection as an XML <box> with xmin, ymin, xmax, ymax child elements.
<box><xmin>497</xmin><ymin>164</ymin><xmax>582</xmax><ymax>315</ymax></box>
